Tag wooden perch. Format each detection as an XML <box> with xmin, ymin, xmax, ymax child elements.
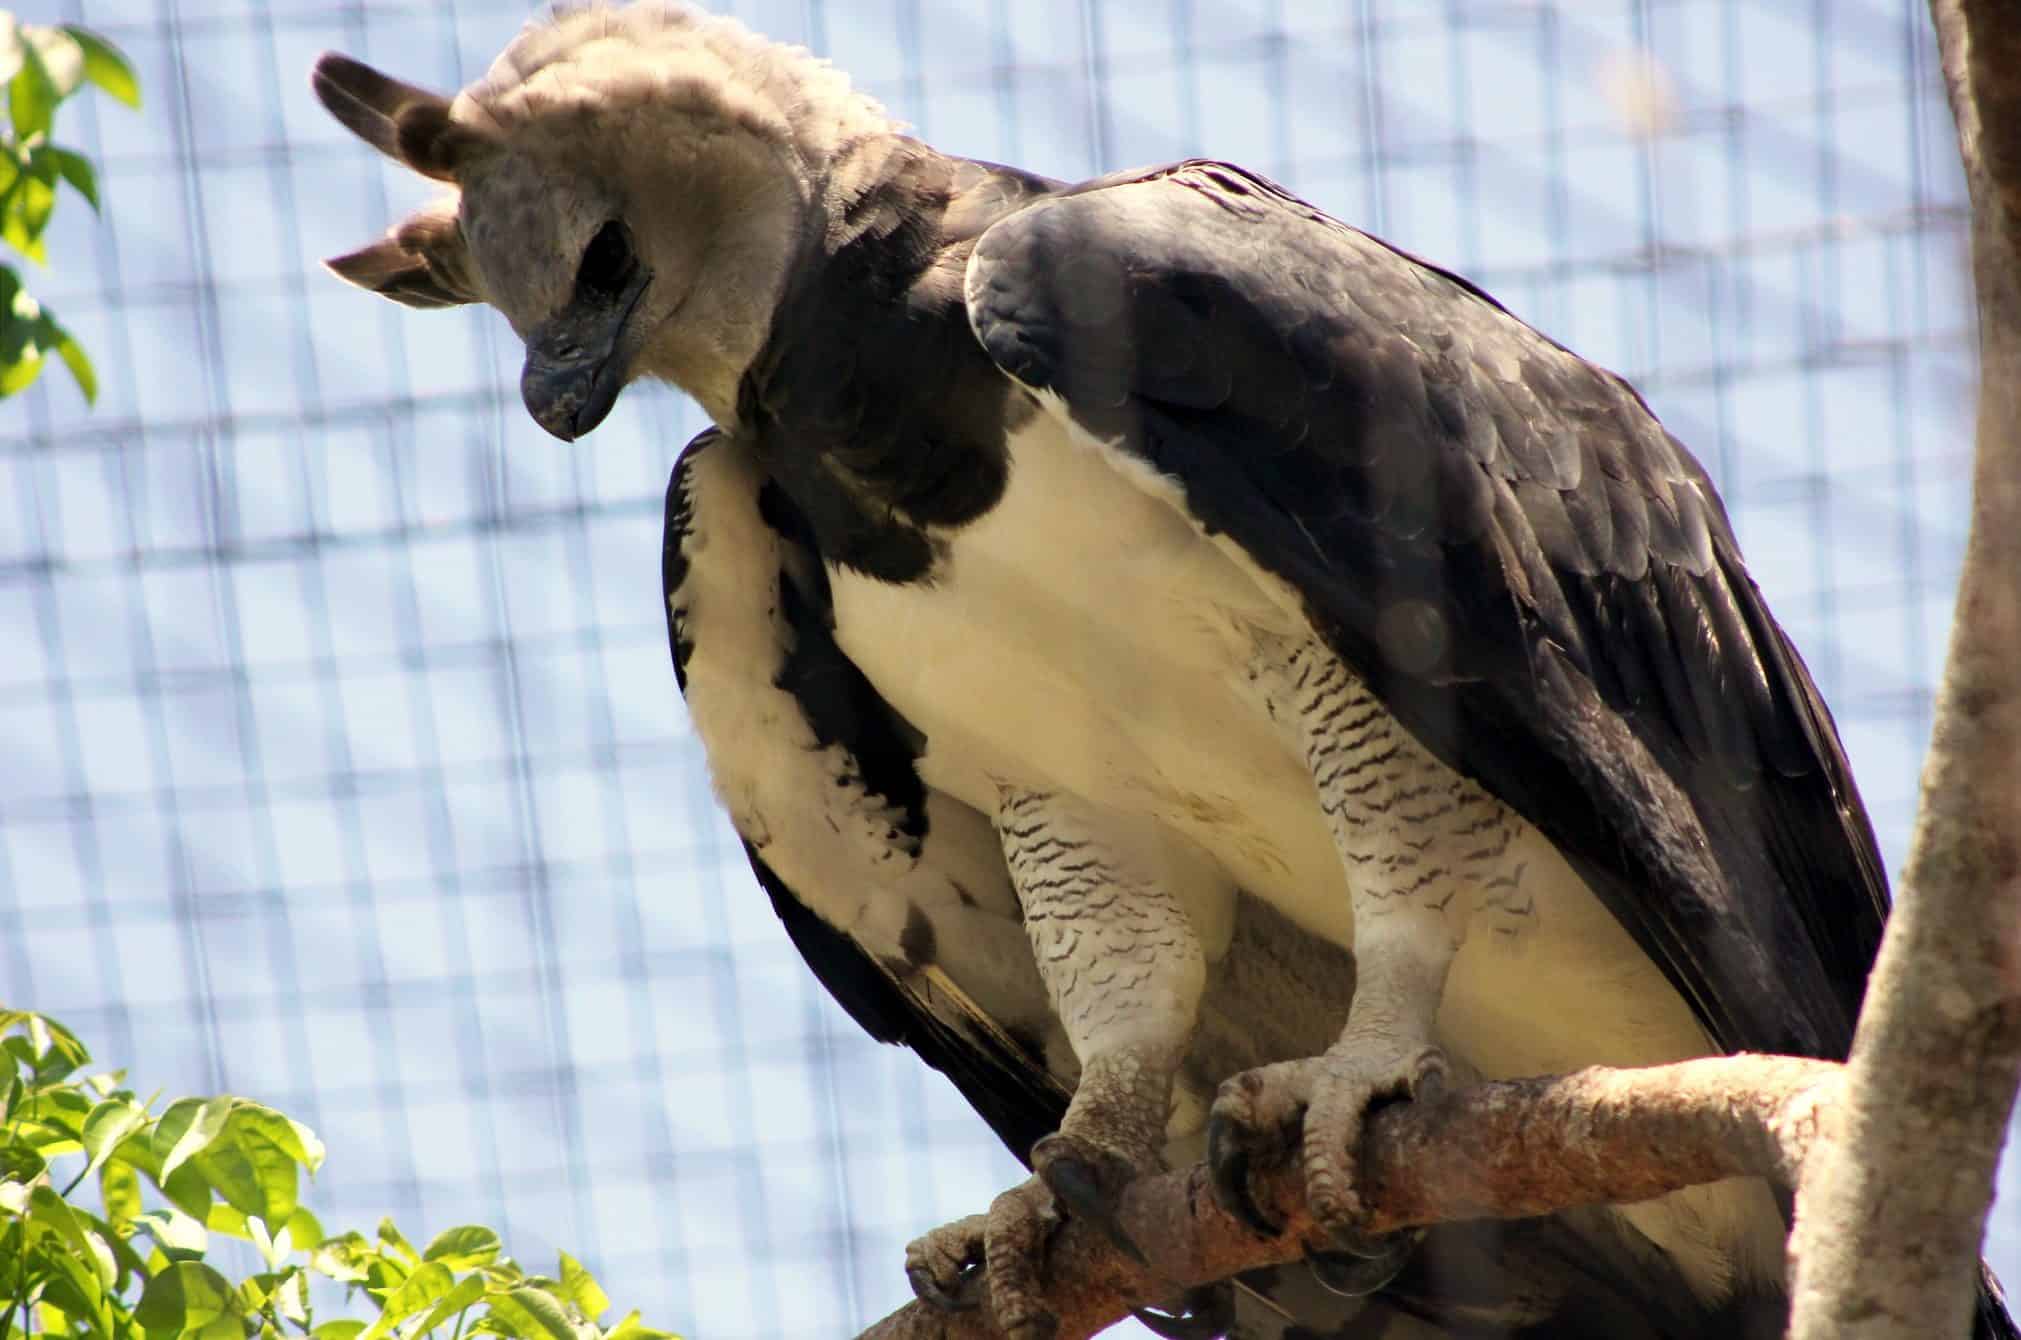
<box><xmin>858</xmin><ymin>1055</ymin><xmax>1841</xmax><ymax>1340</ymax></box>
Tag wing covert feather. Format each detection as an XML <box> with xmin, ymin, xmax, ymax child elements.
<box><xmin>965</xmin><ymin>162</ymin><xmax>1887</xmax><ymax>1058</ymax></box>
<box><xmin>664</xmin><ymin>431</ymin><xmax>1067</xmax><ymax>1163</ymax></box>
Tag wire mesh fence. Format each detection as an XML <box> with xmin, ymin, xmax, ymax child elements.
<box><xmin>0</xmin><ymin>0</ymin><xmax>2007</xmax><ymax>1335</ymax></box>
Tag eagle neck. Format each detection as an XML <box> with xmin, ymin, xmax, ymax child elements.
<box><xmin>736</xmin><ymin>148</ymin><xmax>1051</xmax><ymax>584</ymax></box>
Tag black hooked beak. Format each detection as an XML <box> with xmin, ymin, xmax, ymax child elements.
<box><xmin>520</xmin><ymin>253</ymin><xmax>651</xmax><ymax>442</ymax></box>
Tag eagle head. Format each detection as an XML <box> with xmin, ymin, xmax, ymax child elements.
<box><xmin>310</xmin><ymin>1</ymin><xmax>895</xmax><ymax>436</ymax></box>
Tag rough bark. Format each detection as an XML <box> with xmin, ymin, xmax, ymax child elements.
<box><xmin>1782</xmin><ymin>3</ymin><xmax>2021</xmax><ymax>1337</ymax></box>
<box><xmin>857</xmin><ymin>1056</ymin><xmax>1840</xmax><ymax>1340</ymax></box>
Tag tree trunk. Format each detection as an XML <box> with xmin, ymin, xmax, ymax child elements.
<box><xmin>1782</xmin><ymin>2</ymin><xmax>2021</xmax><ymax>1336</ymax></box>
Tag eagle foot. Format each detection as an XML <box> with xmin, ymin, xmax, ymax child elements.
<box><xmin>905</xmin><ymin>1177</ymin><xmax>1065</xmax><ymax>1339</ymax></box>
<box><xmin>903</xmin><ymin>1212</ymin><xmax>986</xmax><ymax>1312</ymax></box>
<box><xmin>1207</xmin><ymin>1040</ymin><xmax>1447</xmax><ymax>1258</ymax></box>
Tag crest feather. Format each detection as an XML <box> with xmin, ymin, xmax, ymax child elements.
<box><xmin>457</xmin><ymin>0</ymin><xmax>896</xmax><ymax>165</ymax></box>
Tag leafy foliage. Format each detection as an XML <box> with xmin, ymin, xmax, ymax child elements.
<box><xmin>0</xmin><ymin>1011</ymin><xmax>678</xmax><ymax>1340</ymax></box>
<box><xmin>0</xmin><ymin>13</ymin><xmax>139</xmax><ymax>405</ymax></box>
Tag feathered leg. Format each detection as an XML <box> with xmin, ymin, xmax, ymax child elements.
<box><xmin>907</xmin><ymin>787</ymin><xmax>1208</xmax><ymax>1338</ymax></box>
<box><xmin>1211</xmin><ymin>638</ymin><xmax>1522</xmax><ymax>1289</ymax></box>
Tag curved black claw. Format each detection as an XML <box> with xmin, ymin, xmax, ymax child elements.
<box><xmin>906</xmin><ymin>1259</ymin><xmax>983</xmax><ymax>1312</ymax></box>
<box><xmin>1207</xmin><ymin>1112</ymin><xmax>1283</xmax><ymax>1238</ymax></box>
<box><xmin>1132</xmin><ymin>1284</ymin><xmax>1235</xmax><ymax>1339</ymax></box>
<box><xmin>1306</xmin><ymin>1228</ymin><xmax>1422</xmax><ymax>1298</ymax></box>
<box><xmin>1038</xmin><ymin>1146</ymin><xmax>1148</xmax><ymax>1266</ymax></box>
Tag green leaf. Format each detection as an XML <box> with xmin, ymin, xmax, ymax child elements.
<box><xmin>35</xmin><ymin>1086</ymin><xmax>92</xmax><ymax>1133</ymax></box>
<box><xmin>96</xmin><ymin>1218</ymin><xmax>151</xmax><ymax>1291</ymax></box>
<box><xmin>10</xmin><ymin>1120</ymin><xmax>81</xmax><ymax>1155</ymax></box>
<box><xmin>0</xmin><ymin>1141</ymin><xmax>47</xmax><ymax>1185</ymax></box>
<box><xmin>26</xmin><ymin>1186</ymin><xmax>95</xmax><ymax>1266</ymax></box>
<box><xmin>80</xmin><ymin>1227</ymin><xmax>118</xmax><ymax>1290</ymax></box>
<box><xmin>376</xmin><ymin>1217</ymin><xmax>421</xmax><ymax>1268</ymax></box>
<box><xmin>285</xmin><ymin>1205</ymin><xmax>324</xmax><ymax>1248</ymax></box>
<box><xmin>112</xmin><ymin>1129</ymin><xmax>163</xmax><ymax>1181</ymax></box>
<box><xmin>600</xmin><ymin>1309</ymin><xmax>677</xmax><ymax>1340</ymax></box>
<box><xmin>0</xmin><ymin>270</ymin><xmax>102</xmax><ymax>405</ymax></box>
<box><xmin>1</xmin><ymin>1032</ymin><xmax>36</xmax><ymax>1071</ymax></box>
<box><xmin>309</xmin><ymin>1232</ymin><xmax>375</xmax><ymax>1285</ymax></box>
<box><xmin>80</xmin><ymin>1097</ymin><xmax>148</xmax><ymax>1181</ymax></box>
<box><xmin>248</xmin><ymin>1214</ymin><xmax>291</xmax><ymax>1268</ymax></box>
<box><xmin>422</xmin><ymin>1225</ymin><xmax>501</xmax><ymax>1272</ymax></box>
<box><xmin>131</xmin><ymin>1208</ymin><xmax>208</xmax><ymax>1262</ymax></box>
<box><xmin>36</xmin><ymin>1022</ymin><xmax>88</xmax><ymax>1080</ymax></box>
<box><xmin>360</xmin><ymin>1261</ymin><xmax>455</xmax><ymax>1340</ymax></box>
<box><xmin>311</xmin><ymin>1324</ymin><xmax>366</xmax><ymax>1340</ymax></box>
<box><xmin>35</xmin><ymin>1218</ymin><xmax>121</xmax><ymax>1329</ymax></box>
<box><xmin>10</xmin><ymin>34</ymin><xmax>56</xmax><ymax>141</ymax></box>
<box><xmin>38</xmin><ymin>145</ymin><xmax>95</xmax><ymax>211</ymax></box>
<box><xmin>48</xmin><ymin>316</ymin><xmax>92</xmax><ymax>402</ymax></box>
<box><xmin>155</xmin><ymin>1097</ymin><xmax>232</xmax><ymax>1181</ymax></box>
<box><xmin>0</xmin><ymin>15</ymin><xmax>23</xmax><ymax>87</ymax></box>
<box><xmin>192</xmin><ymin>1124</ymin><xmax>269</xmax><ymax>1215</ymax></box>
<box><xmin>0</xmin><ymin>270</ymin><xmax>43</xmax><ymax>398</ymax></box>
<box><xmin>204</xmin><ymin>1202</ymin><xmax>252</xmax><ymax>1240</ymax></box>
<box><xmin>0</xmin><ymin>1015</ymin><xmax>89</xmax><ymax>1081</ymax></box>
<box><xmin>83</xmin><ymin>1070</ymin><xmax>127</xmax><ymax>1098</ymax></box>
<box><xmin>233</xmin><ymin>1103</ymin><xmax>325</xmax><ymax>1177</ymax></box>
<box><xmin>23</xmin><ymin>27</ymin><xmax>83</xmax><ymax>100</ymax></box>
<box><xmin>135</xmin><ymin>1262</ymin><xmax>236</xmax><ymax>1340</ymax></box>
<box><xmin>273</xmin><ymin>1267</ymin><xmax>310</xmax><ymax>1326</ymax></box>
<box><xmin>42</xmin><ymin>315</ymin><xmax>93</xmax><ymax>404</ymax></box>
<box><xmin>161</xmin><ymin>1158</ymin><xmax>212</xmax><ymax>1221</ymax></box>
<box><xmin>33</xmin><ymin>1243</ymin><xmax>108</xmax><ymax>1329</ymax></box>
<box><xmin>482</xmin><ymin>1287</ymin><xmax>593</xmax><ymax>1340</ymax></box>
<box><xmin>481</xmin><ymin>1259</ymin><xmax>526</xmax><ymax>1286</ymax></box>
<box><xmin>4</xmin><ymin>170</ymin><xmax>57</xmax><ymax>263</ymax></box>
<box><xmin>556</xmin><ymin>1254</ymin><xmax>607</xmax><ymax>1322</ymax></box>
<box><xmin>235</xmin><ymin>1268</ymin><xmax>310</xmax><ymax>1326</ymax></box>
<box><xmin>408</xmin><ymin>1272</ymin><xmax>484</xmax><ymax>1338</ymax></box>
<box><xmin>98</xmin><ymin>1158</ymin><xmax>141</xmax><ymax>1228</ymax></box>
<box><xmin>193</xmin><ymin>1110</ymin><xmax>298</xmax><ymax>1224</ymax></box>
<box><xmin>59</xmin><ymin>26</ymin><xmax>138</xmax><ymax>109</ymax></box>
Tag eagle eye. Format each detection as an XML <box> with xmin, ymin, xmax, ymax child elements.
<box><xmin>577</xmin><ymin>220</ymin><xmax>635</xmax><ymax>299</ymax></box>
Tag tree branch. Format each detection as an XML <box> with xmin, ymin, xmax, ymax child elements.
<box><xmin>1783</xmin><ymin>5</ymin><xmax>2021</xmax><ymax>1337</ymax></box>
<box><xmin>858</xmin><ymin>1055</ymin><xmax>1840</xmax><ymax>1340</ymax></box>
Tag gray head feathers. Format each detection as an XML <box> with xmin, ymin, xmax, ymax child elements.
<box><xmin>313</xmin><ymin>0</ymin><xmax>911</xmax><ymax>429</ymax></box>
<box><xmin>456</xmin><ymin>1</ymin><xmax>895</xmax><ymax>170</ymax></box>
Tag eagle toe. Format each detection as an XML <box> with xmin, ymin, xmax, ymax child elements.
<box><xmin>1031</xmin><ymin>1130</ymin><xmax>1152</xmax><ymax>1266</ymax></box>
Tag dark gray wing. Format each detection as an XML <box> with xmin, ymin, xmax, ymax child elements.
<box><xmin>966</xmin><ymin>161</ymin><xmax>1887</xmax><ymax>1060</ymax></box>
<box><xmin>663</xmin><ymin>429</ymin><xmax>1067</xmax><ymax>1163</ymax></box>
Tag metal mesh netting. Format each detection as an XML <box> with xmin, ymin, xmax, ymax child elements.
<box><xmin>1</xmin><ymin>1</ymin><xmax>2007</xmax><ymax>1335</ymax></box>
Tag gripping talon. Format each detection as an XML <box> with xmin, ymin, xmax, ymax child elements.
<box><xmin>1208</xmin><ymin>1112</ymin><xmax>1282</xmax><ymax>1237</ymax></box>
<box><xmin>1040</xmin><ymin>1150</ymin><xmax>1148</xmax><ymax>1266</ymax></box>
<box><xmin>904</xmin><ymin>1213</ymin><xmax>988</xmax><ymax>1313</ymax></box>
<box><xmin>906</xmin><ymin>1260</ymin><xmax>982</xmax><ymax>1312</ymax></box>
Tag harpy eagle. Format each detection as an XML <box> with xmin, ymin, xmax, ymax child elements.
<box><xmin>309</xmin><ymin>5</ymin><xmax>2017</xmax><ymax>1337</ymax></box>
